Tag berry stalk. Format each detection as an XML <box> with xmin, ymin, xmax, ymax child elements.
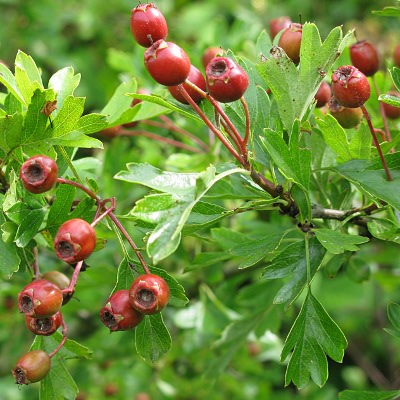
<box><xmin>360</xmin><ymin>105</ymin><xmax>392</xmax><ymax>181</ymax></box>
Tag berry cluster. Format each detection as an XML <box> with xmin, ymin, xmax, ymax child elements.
<box><xmin>12</xmin><ymin>155</ymin><xmax>170</xmax><ymax>385</ymax></box>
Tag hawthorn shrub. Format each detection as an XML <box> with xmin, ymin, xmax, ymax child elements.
<box><xmin>1</xmin><ymin>2</ymin><xmax>400</xmax><ymax>400</ymax></box>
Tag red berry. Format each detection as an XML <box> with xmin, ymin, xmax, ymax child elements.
<box><xmin>130</xmin><ymin>3</ymin><xmax>168</xmax><ymax>48</ymax></box>
<box><xmin>18</xmin><ymin>279</ymin><xmax>63</xmax><ymax>318</ymax></box>
<box><xmin>129</xmin><ymin>274</ymin><xmax>170</xmax><ymax>315</ymax></box>
<box><xmin>12</xmin><ymin>350</ymin><xmax>51</xmax><ymax>385</ymax></box>
<box><xmin>25</xmin><ymin>311</ymin><xmax>63</xmax><ymax>336</ymax></box>
<box><xmin>206</xmin><ymin>57</ymin><xmax>249</xmax><ymax>103</ymax></box>
<box><xmin>20</xmin><ymin>155</ymin><xmax>58</xmax><ymax>194</ymax></box>
<box><xmin>42</xmin><ymin>271</ymin><xmax>72</xmax><ymax>304</ymax></box>
<box><xmin>168</xmin><ymin>65</ymin><xmax>206</xmax><ymax>104</ymax></box>
<box><xmin>393</xmin><ymin>44</ymin><xmax>400</xmax><ymax>68</ymax></box>
<box><xmin>331</xmin><ymin>65</ymin><xmax>371</xmax><ymax>108</ymax></box>
<box><xmin>329</xmin><ymin>97</ymin><xmax>363</xmax><ymax>129</ymax></box>
<box><xmin>100</xmin><ymin>290</ymin><xmax>144</xmax><ymax>332</ymax></box>
<box><xmin>315</xmin><ymin>81</ymin><xmax>332</xmax><ymax>108</ymax></box>
<box><xmin>269</xmin><ymin>16</ymin><xmax>292</xmax><ymax>40</ymax></box>
<box><xmin>144</xmin><ymin>40</ymin><xmax>191</xmax><ymax>86</ymax></box>
<box><xmin>382</xmin><ymin>91</ymin><xmax>400</xmax><ymax>120</ymax></box>
<box><xmin>278</xmin><ymin>23</ymin><xmax>302</xmax><ymax>64</ymax></box>
<box><xmin>54</xmin><ymin>218</ymin><xmax>97</xmax><ymax>264</ymax></box>
<box><xmin>349</xmin><ymin>40</ymin><xmax>379</xmax><ymax>77</ymax></box>
<box><xmin>201</xmin><ymin>47</ymin><xmax>223</xmax><ymax>70</ymax></box>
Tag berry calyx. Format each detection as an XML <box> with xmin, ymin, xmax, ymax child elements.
<box><xmin>206</xmin><ymin>57</ymin><xmax>249</xmax><ymax>103</ymax></box>
<box><xmin>20</xmin><ymin>155</ymin><xmax>58</xmax><ymax>194</ymax></box>
<box><xmin>130</xmin><ymin>3</ymin><xmax>168</xmax><ymax>48</ymax></box>
<box><xmin>315</xmin><ymin>81</ymin><xmax>332</xmax><ymax>108</ymax></box>
<box><xmin>54</xmin><ymin>218</ymin><xmax>97</xmax><ymax>264</ymax></box>
<box><xmin>382</xmin><ymin>91</ymin><xmax>400</xmax><ymax>120</ymax></box>
<box><xmin>25</xmin><ymin>311</ymin><xmax>63</xmax><ymax>336</ymax></box>
<box><xmin>129</xmin><ymin>274</ymin><xmax>170</xmax><ymax>315</ymax></box>
<box><xmin>18</xmin><ymin>279</ymin><xmax>63</xmax><ymax>318</ymax></box>
<box><xmin>349</xmin><ymin>40</ymin><xmax>379</xmax><ymax>77</ymax></box>
<box><xmin>331</xmin><ymin>65</ymin><xmax>371</xmax><ymax>108</ymax></box>
<box><xmin>278</xmin><ymin>23</ymin><xmax>303</xmax><ymax>64</ymax></box>
<box><xmin>269</xmin><ymin>16</ymin><xmax>292</xmax><ymax>40</ymax></box>
<box><xmin>12</xmin><ymin>350</ymin><xmax>51</xmax><ymax>385</ymax></box>
<box><xmin>328</xmin><ymin>97</ymin><xmax>363</xmax><ymax>129</ymax></box>
<box><xmin>144</xmin><ymin>40</ymin><xmax>191</xmax><ymax>86</ymax></box>
<box><xmin>168</xmin><ymin>65</ymin><xmax>206</xmax><ymax>104</ymax></box>
<box><xmin>100</xmin><ymin>290</ymin><xmax>144</xmax><ymax>332</ymax></box>
<box><xmin>201</xmin><ymin>47</ymin><xmax>223</xmax><ymax>70</ymax></box>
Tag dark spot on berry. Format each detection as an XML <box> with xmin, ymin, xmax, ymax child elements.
<box><xmin>101</xmin><ymin>311</ymin><xmax>117</xmax><ymax>329</ymax></box>
<box><xmin>20</xmin><ymin>295</ymin><xmax>33</xmax><ymax>314</ymax></box>
<box><xmin>13</xmin><ymin>367</ymin><xmax>28</xmax><ymax>385</ymax></box>
<box><xmin>136</xmin><ymin>289</ymin><xmax>156</xmax><ymax>307</ymax></box>
<box><xmin>26</xmin><ymin>163</ymin><xmax>45</xmax><ymax>183</ymax></box>
<box><xmin>210</xmin><ymin>60</ymin><xmax>228</xmax><ymax>77</ymax></box>
<box><xmin>56</xmin><ymin>241</ymin><xmax>74</xmax><ymax>258</ymax></box>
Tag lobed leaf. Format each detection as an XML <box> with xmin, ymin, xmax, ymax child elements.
<box><xmin>314</xmin><ymin>228</ymin><xmax>369</xmax><ymax>254</ymax></box>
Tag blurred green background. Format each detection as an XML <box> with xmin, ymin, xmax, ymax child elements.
<box><xmin>1</xmin><ymin>1</ymin><xmax>400</xmax><ymax>399</ymax></box>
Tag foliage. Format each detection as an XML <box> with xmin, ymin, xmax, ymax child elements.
<box><xmin>0</xmin><ymin>1</ymin><xmax>400</xmax><ymax>400</ymax></box>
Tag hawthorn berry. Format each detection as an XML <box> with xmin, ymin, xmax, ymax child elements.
<box><xmin>99</xmin><ymin>125</ymin><xmax>122</xmax><ymax>138</ymax></box>
<box><xmin>144</xmin><ymin>40</ymin><xmax>191</xmax><ymax>86</ymax></box>
<box><xmin>100</xmin><ymin>290</ymin><xmax>144</xmax><ymax>332</ymax></box>
<box><xmin>130</xmin><ymin>3</ymin><xmax>168</xmax><ymax>47</ymax></box>
<box><xmin>25</xmin><ymin>311</ymin><xmax>63</xmax><ymax>336</ymax></box>
<box><xmin>12</xmin><ymin>350</ymin><xmax>51</xmax><ymax>385</ymax></box>
<box><xmin>20</xmin><ymin>155</ymin><xmax>58</xmax><ymax>194</ymax></box>
<box><xmin>129</xmin><ymin>274</ymin><xmax>170</xmax><ymax>315</ymax></box>
<box><xmin>331</xmin><ymin>65</ymin><xmax>370</xmax><ymax>108</ymax></box>
<box><xmin>42</xmin><ymin>270</ymin><xmax>72</xmax><ymax>304</ymax></box>
<box><xmin>278</xmin><ymin>23</ymin><xmax>303</xmax><ymax>64</ymax></box>
<box><xmin>201</xmin><ymin>47</ymin><xmax>223</xmax><ymax>70</ymax></box>
<box><xmin>329</xmin><ymin>97</ymin><xmax>363</xmax><ymax>129</ymax></box>
<box><xmin>168</xmin><ymin>65</ymin><xmax>206</xmax><ymax>104</ymax></box>
<box><xmin>54</xmin><ymin>218</ymin><xmax>97</xmax><ymax>264</ymax></box>
<box><xmin>349</xmin><ymin>40</ymin><xmax>379</xmax><ymax>77</ymax></box>
<box><xmin>18</xmin><ymin>279</ymin><xmax>63</xmax><ymax>318</ymax></box>
<box><xmin>392</xmin><ymin>44</ymin><xmax>400</xmax><ymax>68</ymax></box>
<box><xmin>382</xmin><ymin>91</ymin><xmax>400</xmax><ymax>120</ymax></box>
<box><xmin>269</xmin><ymin>16</ymin><xmax>292</xmax><ymax>40</ymax></box>
<box><xmin>206</xmin><ymin>57</ymin><xmax>249</xmax><ymax>103</ymax></box>
<box><xmin>315</xmin><ymin>81</ymin><xmax>332</xmax><ymax>108</ymax></box>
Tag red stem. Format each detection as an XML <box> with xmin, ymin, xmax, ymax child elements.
<box><xmin>49</xmin><ymin>317</ymin><xmax>68</xmax><ymax>358</ymax></box>
<box><xmin>56</xmin><ymin>178</ymin><xmax>150</xmax><ymax>272</ymax></box>
<box><xmin>119</xmin><ymin>129</ymin><xmax>203</xmax><ymax>153</ymax></box>
<box><xmin>184</xmin><ymin>79</ymin><xmax>246</xmax><ymax>153</ymax></box>
<box><xmin>176</xmin><ymin>85</ymin><xmax>245</xmax><ymax>165</ymax></box>
<box><xmin>372</xmin><ymin>76</ymin><xmax>392</xmax><ymax>144</ymax></box>
<box><xmin>158</xmin><ymin>115</ymin><xmax>210</xmax><ymax>151</ymax></box>
<box><xmin>360</xmin><ymin>105</ymin><xmax>392</xmax><ymax>181</ymax></box>
<box><xmin>91</xmin><ymin>198</ymin><xmax>116</xmax><ymax>227</ymax></box>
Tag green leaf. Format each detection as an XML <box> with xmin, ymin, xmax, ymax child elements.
<box><xmin>0</xmin><ymin>62</ymin><xmax>25</xmax><ymax>104</ymax></box>
<box><xmin>349</xmin><ymin>120</ymin><xmax>372</xmax><ymax>160</ymax></box>
<box><xmin>135</xmin><ymin>313</ymin><xmax>172</xmax><ymax>362</ymax></box>
<box><xmin>116</xmin><ymin>163</ymin><xmax>246</xmax><ymax>263</ymax></box>
<box><xmin>389</xmin><ymin>67</ymin><xmax>400</xmax><ymax>91</ymax></box>
<box><xmin>46</xmin><ymin>184</ymin><xmax>77</xmax><ymax>235</ymax></box>
<box><xmin>52</xmin><ymin>95</ymin><xmax>85</xmax><ymax>138</ymax></box>
<box><xmin>48</xmin><ymin>67</ymin><xmax>81</xmax><ymax>116</ymax></box>
<box><xmin>14</xmin><ymin>50</ymin><xmax>44</xmax><ymax>105</ymax></box>
<box><xmin>262</xmin><ymin>237</ymin><xmax>326</xmax><ymax>307</ymax></box>
<box><xmin>75</xmin><ymin>113</ymin><xmax>107</xmax><ymax>135</ymax></box>
<box><xmin>367</xmin><ymin>219</ymin><xmax>400</xmax><ymax>243</ymax></box>
<box><xmin>385</xmin><ymin>302</ymin><xmax>400</xmax><ymax>339</ymax></box>
<box><xmin>332</xmin><ymin>153</ymin><xmax>400</xmax><ymax>211</ymax></box>
<box><xmin>31</xmin><ymin>332</ymin><xmax>92</xmax><ymax>400</ymax></box>
<box><xmin>0</xmin><ymin>112</ymin><xmax>23</xmax><ymax>151</ymax></box>
<box><xmin>339</xmin><ymin>390</ymin><xmax>400</xmax><ymax>400</ymax></box>
<box><xmin>372</xmin><ymin>6</ymin><xmax>400</xmax><ymax>17</ymax></box>
<box><xmin>379</xmin><ymin>92</ymin><xmax>400</xmax><ymax>107</ymax></box>
<box><xmin>230</xmin><ymin>231</ymin><xmax>287</xmax><ymax>268</ymax></box>
<box><xmin>128</xmin><ymin>92</ymin><xmax>203</xmax><ymax>123</ymax></box>
<box><xmin>281</xmin><ymin>292</ymin><xmax>347</xmax><ymax>389</ymax></box>
<box><xmin>314</xmin><ymin>228</ymin><xmax>369</xmax><ymax>254</ymax></box>
<box><xmin>0</xmin><ymin>207</ymin><xmax>21</xmax><ymax>278</ymax></box>
<box><xmin>257</xmin><ymin>23</ymin><xmax>351</xmax><ymax>131</ymax></box>
<box><xmin>49</xmin><ymin>130</ymin><xmax>103</xmax><ymax>148</ymax></box>
<box><xmin>101</xmin><ymin>80</ymin><xmax>138</xmax><ymax>125</ymax></box>
<box><xmin>317</xmin><ymin>114</ymin><xmax>353</xmax><ymax>162</ymax></box>
<box><xmin>6</xmin><ymin>203</ymin><xmax>46</xmax><ymax>247</ymax></box>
